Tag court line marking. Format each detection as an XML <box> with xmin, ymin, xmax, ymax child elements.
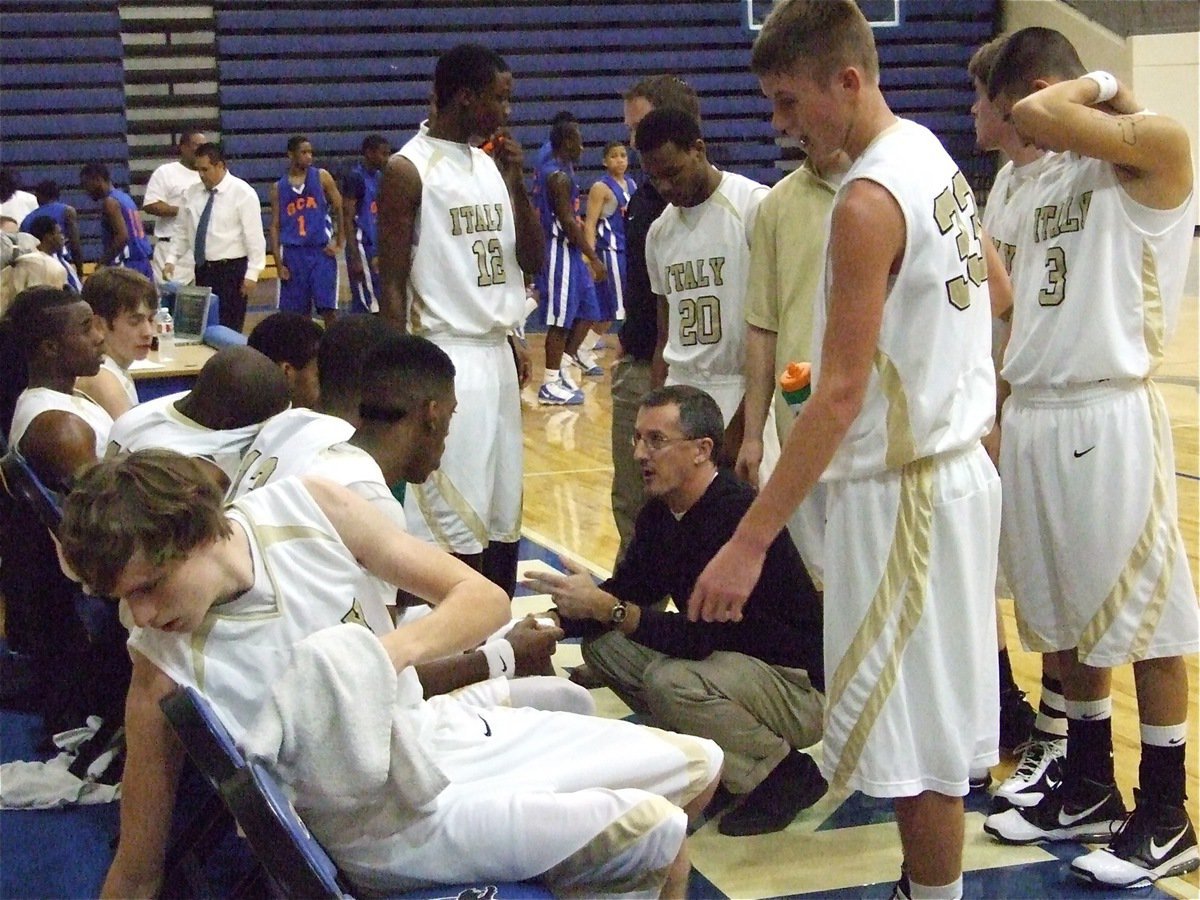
<box><xmin>521</xmin><ymin>525</ymin><xmax>613</xmax><ymax>579</ymax></box>
<box><xmin>523</xmin><ymin>467</ymin><xmax>612</xmax><ymax>477</ymax></box>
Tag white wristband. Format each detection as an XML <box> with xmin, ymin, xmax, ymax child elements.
<box><xmin>480</xmin><ymin>639</ymin><xmax>516</xmax><ymax>679</ymax></box>
<box><xmin>1083</xmin><ymin>70</ymin><xmax>1118</xmax><ymax>104</ymax></box>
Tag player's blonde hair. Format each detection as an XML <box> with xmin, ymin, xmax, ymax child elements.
<box><xmin>61</xmin><ymin>449</ymin><xmax>232</xmax><ymax>597</ymax></box>
<box><xmin>751</xmin><ymin>0</ymin><xmax>879</xmax><ymax>84</ymax></box>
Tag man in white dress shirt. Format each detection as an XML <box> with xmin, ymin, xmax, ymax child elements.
<box><xmin>164</xmin><ymin>142</ymin><xmax>266</xmax><ymax>333</ymax></box>
<box><xmin>142</xmin><ymin>129</ymin><xmax>205</xmax><ymax>287</ymax></box>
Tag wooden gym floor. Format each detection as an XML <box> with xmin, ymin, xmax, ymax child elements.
<box><xmin>516</xmin><ymin>276</ymin><xmax>1199</xmax><ymax>898</ymax></box>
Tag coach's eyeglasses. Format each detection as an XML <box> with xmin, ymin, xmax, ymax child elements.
<box><xmin>630</xmin><ymin>431</ymin><xmax>697</xmax><ymax>454</ymax></box>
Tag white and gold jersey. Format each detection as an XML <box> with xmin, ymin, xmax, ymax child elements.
<box><xmin>646</xmin><ymin>170</ymin><xmax>768</xmax><ymax>380</ymax></box>
<box><xmin>107</xmin><ymin>392</ymin><xmax>261</xmax><ymax>481</ymax></box>
<box><xmin>397</xmin><ymin>123</ymin><xmax>525</xmax><ymax>339</ymax></box>
<box><xmin>129</xmin><ymin>478</ymin><xmax>414</xmax><ymax>744</ymax></box>
<box><xmin>982</xmin><ymin>153</ymin><xmax>1054</xmax><ymax>276</ymax></box>
<box><xmin>9</xmin><ymin>387</ymin><xmax>113</xmax><ymax>457</ymax></box>
<box><xmin>814</xmin><ymin>119</ymin><xmax>995</xmax><ymax>480</ymax></box>
<box><xmin>1002</xmin><ymin>151</ymin><xmax>1197</xmax><ymax>388</ymax></box>
<box><xmin>228</xmin><ymin>408</ymin><xmax>354</xmax><ymax>499</ymax></box>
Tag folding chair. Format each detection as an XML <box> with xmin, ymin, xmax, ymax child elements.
<box><xmin>0</xmin><ymin>445</ymin><xmax>63</xmax><ymax>534</ymax></box>
<box><xmin>160</xmin><ymin>692</ymin><xmax>554</xmax><ymax>899</ymax></box>
<box><xmin>223</xmin><ymin>760</ymin><xmax>554</xmax><ymax>900</ymax></box>
<box><xmin>158</xmin><ymin>687</ymin><xmax>253</xmax><ymax>899</ymax></box>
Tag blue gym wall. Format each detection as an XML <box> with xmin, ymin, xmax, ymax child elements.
<box><xmin>1</xmin><ymin>1</ymin><xmax>998</xmax><ymax>260</ymax></box>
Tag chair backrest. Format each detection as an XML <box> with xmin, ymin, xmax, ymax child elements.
<box><xmin>0</xmin><ymin>447</ymin><xmax>63</xmax><ymax>535</ymax></box>
<box><xmin>221</xmin><ymin>759</ymin><xmax>345</xmax><ymax>900</ymax></box>
<box><xmin>160</xmin><ymin>686</ymin><xmax>245</xmax><ymax>789</ymax></box>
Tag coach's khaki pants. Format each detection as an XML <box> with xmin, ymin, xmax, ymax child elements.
<box><xmin>582</xmin><ymin>630</ymin><xmax>824</xmax><ymax>794</ymax></box>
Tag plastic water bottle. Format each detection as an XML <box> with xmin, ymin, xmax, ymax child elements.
<box><xmin>153</xmin><ymin>304</ymin><xmax>175</xmax><ymax>361</ymax></box>
<box><xmin>779</xmin><ymin>361</ymin><xmax>811</xmax><ymax>415</ymax></box>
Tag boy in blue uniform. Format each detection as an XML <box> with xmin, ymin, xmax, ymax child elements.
<box><xmin>21</xmin><ymin>180</ymin><xmax>83</xmax><ymax>291</ymax></box>
<box><xmin>342</xmin><ymin>134</ymin><xmax>391</xmax><ymax>314</ymax></box>
<box><xmin>80</xmin><ymin>163</ymin><xmax>153</xmax><ymax>279</ymax></box>
<box><xmin>584</xmin><ymin>140</ymin><xmax>636</xmax><ymax>340</ymax></box>
<box><xmin>532</xmin><ymin>119</ymin><xmax>606</xmax><ymax>405</ymax></box>
<box><xmin>270</xmin><ymin>135</ymin><xmax>344</xmax><ymax>326</ymax></box>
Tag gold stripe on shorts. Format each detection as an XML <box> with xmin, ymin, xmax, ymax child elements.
<box><xmin>644</xmin><ymin>726</ymin><xmax>715</xmax><ymax>807</ymax></box>
<box><xmin>828</xmin><ymin>459</ymin><xmax>935</xmax><ymax>791</ymax></box>
<box><xmin>1078</xmin><ymin>383</ymin><xmax>1176</xmax><ymax>660</ymax></box>
<box><xmin>542</xmin><ymin>794</ymin><xmax>678</xmax><ymax>897</ymax></box>
<box><xmin>413</xmin><ymin>470</ymin><xmax>489</xmax><ymax>550</ymax></box>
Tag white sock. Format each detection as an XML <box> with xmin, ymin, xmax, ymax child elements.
<box><xmin>908</xmin><ymin>875</ymin><xmax>962</xmax><ymax>900</ymax></box>
<box><xmin>543</xmin><ymin>367</ymin><xmax>558</xmax><ymax>386</ymax></box>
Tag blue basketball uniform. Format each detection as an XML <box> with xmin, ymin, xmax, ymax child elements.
<box><xmin>21</xmin><ymin>201</ymin><xmax>82</xmax><ymax>291</ymax></box>
<box><xmin>276</xmin><ymin>167</ymin><xmax>337</xmax><ymax>313</ymax></box>
<box><xmin>532</xmin><ymin>155</ymin><xmax>599</xmax><ymax>328</ymax></box>
<box><xmin>103</xmin><ymin>189</ymin><xmax>152</xmax><ymax>279</ymax></box>
<box><xmin>344</xmin><ymin>162</ymin><xmax>382</xmax><ymax>314</ymax></box>
<box><xmin>593</xmin><ymin>173</ymin><xmax>636</xmax><ymax>321</ymax></box>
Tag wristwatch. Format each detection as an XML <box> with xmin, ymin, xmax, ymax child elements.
<box><xmin>609</xmin><ymin>600</ymin><xmax>628</xmax><ymax>626</ymax></box>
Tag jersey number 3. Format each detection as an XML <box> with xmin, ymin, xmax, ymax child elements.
<box><xmin>933</xmin><ymin>171</ymin><xmax>986</xmax><ymax>310</ymax></box>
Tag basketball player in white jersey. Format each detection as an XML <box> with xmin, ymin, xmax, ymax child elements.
<box><xmin>107</xmin><ymin>346</ymin><xmax>289</xmax><ymax>486</ymax></box>
<box><xmin>966</xmin><ymin>35</ymin><xmax>1070</xmax><ymax>814</ymax></box>
<box><xmin>233</xmin><ymin>330</ymin><xmax>579</xmax><ymax>701</ymax></box>
<box><xmin>690</xmin><ymin>3</ymin><xmax>1001</xmax><ymax>897</ymax></box>
<box><xmin>74</xmin><ymin>268</ymin><xmax>157</xmax><ymax>420</ymax></box>
<box><xmin>231</xmin><ymin>314</ymin><xmax>395</xmax><ymax>499</ymax></box>
<box><xmin>378</xmin><ymin>43</ymin><xmax>543</xmax><ymax>598</ymax></box>
<box><xmin>641</xmin><ymin>108</ymin><xmax>768</xmax><ymax>462</ymax></box>
<box><xmin>2</xmin><ymin>286</ymin><xmax>111</xmax><ymax>487</ymax></box>
<box><xmin>63</xmin><ymin>451</ymin><xmax>720</xmax><ymax>899</ymax></box>
<box><xmin>980</xmin><ymin>29</ymin><xmax>1199</xmax><ymax>888</ymax></box>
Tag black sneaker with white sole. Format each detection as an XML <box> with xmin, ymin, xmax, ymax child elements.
<box><xmin>1071</xmin><ymin>790</ymin><xmax>1200</xmax><ymax>888</ymax></box>
<box><xmin>983</xmin><ymin>775</ymin><xmax>1126</xmax><ymax>845</ymax></box>
<box><xmin>998</xmin><ymin>688</ymin><xmax>1037</xmax><ymax>754</ymax></box>
<box><xmin>991</xmin><ymin>737</ymin><xmax>1066</xmax><ymax>813</ymax></box>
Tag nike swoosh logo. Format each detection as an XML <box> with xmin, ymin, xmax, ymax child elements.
<box><xmin>479</xmin><ymin>714</ymin><xmax>492</xmax><ymax>737</ymax></box>
<box><xmin>1149</xmin><ymin>829</ymin><xmax>1186</xmax><ymax>861</ymax></box>
<box><xmin>500</xmin><ymin>656</ymin><xmax>508</xmax><ymax>674</ymax></box>
<box><xmin>1167</xmin><ymin>737</ymin><xmax>1184</xmax><ymax>745</ymax></box>
<box><xmin>1058</xmin><ymin>795</ymin><xmax>1111</xmax><ymax>826</ymax></box>
<box><xmin>1073</xmin><ymin>446</ymin><xmax>1095</xmax><ymax>458</ymax></box>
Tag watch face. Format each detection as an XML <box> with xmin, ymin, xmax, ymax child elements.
<box><xmin>611</xmin><ymin>602</ymin><xmax>627</xmax><ymax>624</ymax></box>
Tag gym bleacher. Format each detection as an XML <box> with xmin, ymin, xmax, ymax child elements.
<box><xmin>2</xmin><ymin>0</ymin><xmax>997</xmax><ymax>268</ymax></box>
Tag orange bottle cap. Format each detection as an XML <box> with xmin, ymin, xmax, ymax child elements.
<box><xmin>779</xmin><ymin>361</ymin><xmax>811</xmax><ymax>392</ymax></box>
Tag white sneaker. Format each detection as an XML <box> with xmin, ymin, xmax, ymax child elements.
<box><xmin>537</xmin><ymin>379</ymin><xmax>584</xmax><ymax>406</ymax></box>
<box><xmin>571</xmin><ymin>348</ymin><xmax>604</xmax><ymax>377</ymax></box>
<box><xmin>993</xmin><ymin>737</ymin><xmax>1066</xmax><ymax>810</ymax></box>
<box><xmin>558</xmin><ymin>365</ymin><xmax>581</xmax><ymax>391</ymax></box>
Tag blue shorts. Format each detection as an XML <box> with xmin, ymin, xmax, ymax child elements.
<box><xmin>538</xmin><ymin>239</ymin><xmax>600</xmax><ymax>329</ymax></box>
<box><xmin>594</xmin><ymin>244</ymin><xmax>627</xmax><ymax>321</ymax></box>
<box><xmin>278</xmin><ymin>245</ymin><xmax>338</xmax><ymax>313</ymax></box>
<box><xmin>348</xmin><ymin>242</ymin><xmax>380</xmax><ymax>315</ymax></box>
